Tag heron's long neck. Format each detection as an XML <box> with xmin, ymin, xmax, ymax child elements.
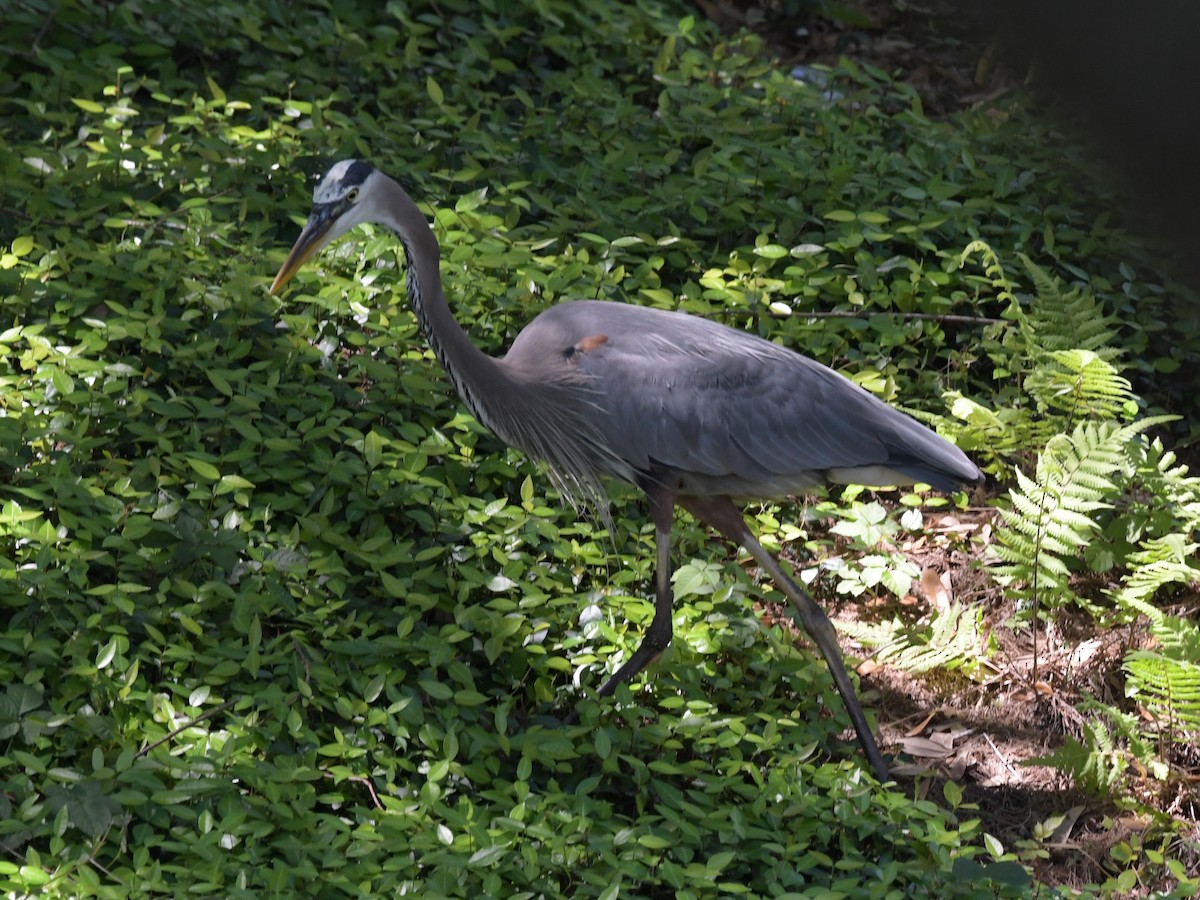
<box><xmin>379</xmin><ymin>179</ymin><xmax>504</xmax><ymax>432</ymax></box>
<box><xmin>376</xmin><ymin>176</ymin><xmax>624</xmax><ymax>510</ymax></box>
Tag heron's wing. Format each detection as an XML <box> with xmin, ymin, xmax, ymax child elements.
<box><xmin>584</xmin><ymin>329</ymin><xmax>884</xmax><ymax>477</ymax></box>
<box><xmin>526</xmin><ymin>302</ymin><xmax>976</xmax><ymax>494</ymax></box>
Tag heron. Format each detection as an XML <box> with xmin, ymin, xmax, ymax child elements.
<box><xmin>270</xmin><ymin>159</ymin><xmax>983</xmax><ymax>780</ymax></box>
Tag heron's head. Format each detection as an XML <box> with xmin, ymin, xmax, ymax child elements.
<box><xmin>270</xmin><ymin>159</ymin><xmax>383</xmax><ymax>293</ymax></box>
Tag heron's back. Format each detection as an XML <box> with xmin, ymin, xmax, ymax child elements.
<box><xmin>503</xmin><ymin>301</ymin><xmax>982</xmax><ymax>498</ymax></box>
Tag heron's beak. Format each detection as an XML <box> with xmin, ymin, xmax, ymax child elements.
<box><xmin>270</xmin><ymin>206</ymin><xmax>335</xmax><ymax>294</ymax></box>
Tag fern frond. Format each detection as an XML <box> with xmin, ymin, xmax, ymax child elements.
<box><xmin>1154</xmin><ymin>615</ymin><xmax>1200</xmax><ymax>659</ymax></box>
<box><xmin>957</xmin><ymin>240</ymin><xmax>1018</xmax><ymax>309</ymax></box>
<box><xmin>1110</xmin><ymin>536</ymin><xmax>1199</xmax><ymax>621</ymax></box>
<box><xmin>878</xmin><ymin>602</ymin><xmax>992</xmax><ymax>680</ymax></box>
<box><xmin>1128</xmin><ymin>438</ymin><xmax>1200</xmax><ymax>532</ymax></box>
<box><xmin>941</xmin><ymin>390</ymin><xmax>1062</xmax><ymax>460</ymax></box>
<box><xmin>1013</xmin><ymin>255</ymin><xmax>1123</xmax><ymax>360</ymax></box>
<box><xmin>943</xmin><ymin>246</ymin><xmax>1137</xmax><ymax>472</ymax></box>
<box><xmin>839</xmin><ymin>602</ymin><xmax>994</xmax><ymax>681</ymax></box>
<box><xmin>1025</xmin><ymin>350</ymin><xmax>1134</xmax><ymax>420</ymax></box>
<box><xmin>1030</xmin><ymin>718</ymin><xmax>1126</xmax><ymax>793</ymax></box>
<box><xmin>836</xmin><ymin>617</ymin><xmax>897</xmax><ymax>649</ymax></box>
<box><xmin>1115</xmin><ymin>562</ymin><xmax>1188</xmax><ymax>621</ymax></box>
<box><xmin>1029</xmin><ymin>698</ymin><xmax>1172</xmax><ymax>792</ymax></box>
<box><xmin>1124</xmin><ymin>649</ymin><xmax>1200</xmax><ymax>734</ymax></box>
<box><xmin>993</xmin><ymin>419</ymin><xmax>1168</xmax><ymax>610</ymax></box>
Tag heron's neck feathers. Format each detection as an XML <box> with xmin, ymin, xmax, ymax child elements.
<box><xmin>376</xmin><ymin>177</ymin><xmax>500</xmax><ymax>428</ymax></box>
<box><xmin>376</xmin><ymin>176</ymin><xmax>621</xmax><ymax>513</ymax></box>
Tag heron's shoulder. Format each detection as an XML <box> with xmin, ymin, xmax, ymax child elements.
<box><xmin>526</xmin><ymin>300</ymin><xmax>787</xmax><ymax>359</ymax></box>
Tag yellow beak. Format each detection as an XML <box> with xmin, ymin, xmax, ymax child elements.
<box><xmin>270</xmin><ymin>207</ymin><xmax>334</xmax><ymax>294</ymax></box>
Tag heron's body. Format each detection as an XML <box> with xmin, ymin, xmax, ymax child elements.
<box><xmin>272</xmin><ymin>160</ymin><xmax>983</xmax><ymax>781</ymax></box>
<box><xmin>500</xmin><ymin>300</ymin><xmax>978</xmax><ymax>498</ymax></box>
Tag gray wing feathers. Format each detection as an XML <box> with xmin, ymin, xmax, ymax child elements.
<box><xmin>513</xmin><ymin>301</ymin><xmax>980</xmax><ymax>496</ymax></box>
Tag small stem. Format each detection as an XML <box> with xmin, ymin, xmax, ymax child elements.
<box><xmin>136</xmin><ymin>697</ymin><xmax>238</xmax><ymax>758</ymax></box>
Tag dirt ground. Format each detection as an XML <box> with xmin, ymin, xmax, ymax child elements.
<box><xmin>783</xmin><ymin>498</ymin><xmax>1200</xmax><ymax>893</ymax></box>
<box><xmin>695</xmin><ymin>0</ymin><xmax>1200</xmax><ymax>891</ymax></box>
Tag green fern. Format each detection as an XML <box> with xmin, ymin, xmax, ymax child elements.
<box><xmin>957</xmin><ymin>244</ymin><xmax>1122</xmax><ymax>367</ymax></box>
<box><xmin>993</xmin><ymin>418</ymin><xmax>1171</xmax><ymax>611</ymax></box>
<box><xmin>1011</xmin><ymin>254</ymin><xmax>1123</xmax><ymax>361</ymax></box>
<box><xmin>1152</xmin><ymin>613</ymin><xmax>1200</xmax><ymax>661</ymax></box>
<box><xmin>1110</xmin><ymin>533</ymin><xmax>1199</xmax><ymax>620</ymax></box>
<box><xmin>947</xmin><ymin>246</ymin><xmax>1131</xmax><ymax>463</ymax></box>
<box><xmin>839</xmin><ymin>602</ymin><xmax>993</xmax><ymax>681</ymax></box>
<box><xmin>956</xmin><ymin>242</ymin><xmax>1200</xmax><ymax>786</ymax></box>
<box><xmin>957</xmin><ymin>239</ymin><xmax>1018</xmax><ymax>310</ymax></box>
<box><xmin>1077</xmin><ymin>441</ymin><xmax>1200</xmax><ymax>767</ymax></box>
<box><xmin>1118</xmin><ymin>438</ymin><xmax>1200</xmax><ymax>560</ymax></box>
<box><xmin>1031</xmin><ymin>704</ymin><xmax>1167</xmax><ymax>793</ymax></box>
<box><xmin>1024</xmin><ymin>349</ymin><xmax>1135</xmax><ymax>420</ymax></box>
<box><xmin>1113</xmin><ymin>539</ymin><xmax>1200</xmax><ymax>741</ymax></box>
<box><xmin>1058</xmin><ymin>718</ymin><xmax>1124</xmax><ymax>793</ymax></box>
<box><xmin>1124</xmin><ymin>649</ymin><xmax>1200</xmax><ymax>735</ymax></box>
<box><xmin>951</xmin><ymin>350</ymin><xmax>1133</xmax><ymax>463</ymax></box>
<box><xmin>940</xmin><ymin>387</ymin><xmax>1064</xmax><ymax>462</ymax></box>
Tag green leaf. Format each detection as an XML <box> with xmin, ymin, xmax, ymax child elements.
<box><xmin>216</xmin><ymin>474</ymin><xmax>255</xmax><ymax>494</ymax></box>
<box><xmin>67</xmin><ymin>781</ymin><xmax>119</xmax><ymax>838</ymax></box>
<box><xmin>18</xmin><ymin>865</ymin><xmax>51</xmax><ymax>886</ymax></box>
<box><xmin>364</xmin><ymin>430</ymin><xmax>385</xmax><ymax>469</ymax></box>
<box><xmin>638</xmin><ymin>834</ymin><xmax>673</xmax><ymax>849</ymax></box>
<box><xmin>419</xmin><ymin>679</ymin><xmax>453</xmax><ymax>701</ymax></box>
<box><xmin>426</xmin><ymin>76</ymin><xmax>444</xmax><ymax>105</ymax></box>
<box><xmin>363</xmin><ymin>673</ymin><xmax>385</xmax><ymax>703</ymax></box>
<box><xmin>486</xmin><ymin>574</ymin><xmax>517</xmax><ymax>592</ymax></box>
<box><xmin>983</xmin><ymin>832</ymin><xmax>1004</xmax><ymax>859</ymax></box>
<box><xmin>187</xmin><ymin>457</ymin><xmax>221</xmax><ymax>480</ymax></box>
<box><xmin>206</xmin><ymin>369</ymin><xmax>234</xmax><ymax>396</ymax></box>
<box><xmin>50</xmin><ymin>368</ymin><xmax>75</xmax><ymax>396</ymax></box>
<box><xmin>96</xmin><ymin>638</ymin><xmax>119</xmax><ymax>670</ymax></box>
<box><xmin>708</xmin><ymin>850</ymin><xmax>735</xmax><ymax>872</ymax></box>
<box><xmin>468</xmin><ymin>845</ymin><xmax>506</xmax><ymax>867</ymax></box>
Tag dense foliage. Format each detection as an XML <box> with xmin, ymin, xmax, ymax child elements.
<box><xmin>1</xmin><ymin>0</ymin><xmax>1197</xmax><ymax>896</ymax></box>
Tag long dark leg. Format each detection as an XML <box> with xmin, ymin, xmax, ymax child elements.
<box><xmin>680</xmin><ymin>495</ymin><xmax>890</xmax><ymax>781</ymax></box>
<box><xmin>592</xmin><ymin>481</ymin><xmax>678</xmax><ymax>698</ymax></box>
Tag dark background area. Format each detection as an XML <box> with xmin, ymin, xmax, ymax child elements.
<box><xmin>981</xmin><ymin>0</ymin><xmax>1200</xmax><ymax>288</ymax></box>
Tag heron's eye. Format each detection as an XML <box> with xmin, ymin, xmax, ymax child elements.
<box><xmin>347</xmin><ymin>188</ymin><xmax>360</xmax><ymax>202</ymax></box>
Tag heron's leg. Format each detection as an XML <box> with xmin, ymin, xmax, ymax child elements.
<box><xmin>593</xmin><ymin>482</ymin><xmax>678</xmax><ymax>698</ymax></box>
<box><xmin>680</xmin><ymin>495</ymin><xmax>890</xmax><ymax>781</ymax></box>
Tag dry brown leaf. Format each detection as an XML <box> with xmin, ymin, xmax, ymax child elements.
<box><xmin>905</xmin><ymin>709</ymin><xmax>941</xmax><ymax>737</ymax></box>
<box><xmin>944</xmin><ymin>751</ymin><xmax>972</xmax><ymax>780</ymax></box>
<box><xmin>919</xmin><ymin>566</ymin><xmax>952</xmax><ymax>612</ymax></box>
<box><xmin>857</xmin><ymin>658</ymin><xmax>881</xmax><ymax>676</ymax></box>
<box><xmin>897</xmin><ymin>736</ymin><xmax>956</xmax><ymax>758</ymax></box>
<box><xmin>1046</xmin><ymin>805</ymin><xmax>1087</xmax><ymax>845</ymax></box>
